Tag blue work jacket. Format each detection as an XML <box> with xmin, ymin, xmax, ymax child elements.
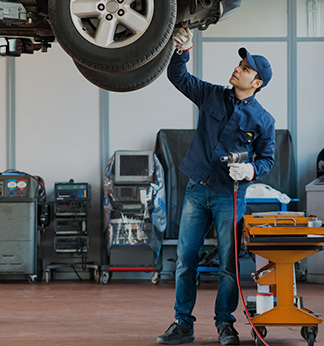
<box><xmin>167</xmin><ymin>50</ymin><xmax>276</xmax><ymax>198</ymax></box>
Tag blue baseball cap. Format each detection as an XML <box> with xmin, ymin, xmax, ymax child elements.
<box><xmin>238</xmin><ymin>47</ymin><xmax>272</xmax><ymax>88</ymax></box>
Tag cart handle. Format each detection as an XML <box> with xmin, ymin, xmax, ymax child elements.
<box><xmin>274</xmin><ymin>218</ymin><xmax>297</xmax><ymax>227</ymax></box>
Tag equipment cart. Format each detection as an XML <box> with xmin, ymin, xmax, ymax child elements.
<box><xmin>243</xmin><ymin>214</ymin><xmax>323</xmax><ymax>346</ymax></box>
<box><xmin>101</xmin><ymin>150</ymin><xmax>166</xmax><ymax>284</ymax></box>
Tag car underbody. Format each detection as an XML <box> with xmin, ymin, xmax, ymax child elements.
<box><xmin>0</xmin><ymin>0</ymin><xmax>242</xmax><ymax>90</ymax></box>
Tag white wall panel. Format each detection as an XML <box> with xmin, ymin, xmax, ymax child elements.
<box><xmin>202</xmin><ymin>42</ymin><xmax>288</xmax><ymax>129</ymax></box>
<box><xmin>109</xmin><ymin>58</ymin><xmax>195</xmax><ymax>155</ymax></box>
<box><xmin>297</xmin><ymin>42</ymin><xmax>324</xmax><ymax>201</ymax></box>
<box><xmin>15</xmin><ymin>43</ymin><xmax>100</xmax><ymax>199</ymax></box>
<box><xmin>0</xmin><ymin>58</ymin><xmax>6</xmax><ymax>171</ymax></box>
<box><xmin>14</xmin><ymin>42</ymin><xmax>102</xmax><ymax>263</ymax></box>
<box><xmin>204</xmin><ymin>0</ymin><xmax>288</xmax><ymax>38</ymax></box>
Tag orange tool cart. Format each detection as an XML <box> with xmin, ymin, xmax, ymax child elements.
<box><xmin>243</xmin><ymin>214</ymin><xmax>323</xmax><ymax>346</ymax></box>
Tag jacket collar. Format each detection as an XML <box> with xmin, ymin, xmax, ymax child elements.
<box><xmin>228</xmin><ymin>88</ymin><xmax>256</xmax><ymax>108</ymax></box>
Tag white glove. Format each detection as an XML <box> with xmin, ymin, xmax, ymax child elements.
<box><xmin>173</xmin><ymin>27</ymin><xmax>193</xmax><ymax>52</ymax></box>
<box><xmin>228</xmin><ymin>162</ymin><xmax>254</xmax><ymax>181</ymax></box>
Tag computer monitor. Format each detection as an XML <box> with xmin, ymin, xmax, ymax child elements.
<box><xmin>114</xmin><ymin>151</ymin><xmax>153</xmax><ymax>184</ymax></box>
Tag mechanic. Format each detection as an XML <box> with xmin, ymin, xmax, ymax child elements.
<box><xmin>157</xmin><ymin>27</ymin><xmax>275</xmax><ymax>346</ymax></box>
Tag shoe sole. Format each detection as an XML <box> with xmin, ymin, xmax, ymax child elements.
<box><xmin>219</xmin><ymin>337</ymin><xmax>240</xmax><ymax>345</ymax></box>
<box><xmin>156</xmin><ymin>335</ymin><xmax>194</xmax><ymax>345</ymax></box>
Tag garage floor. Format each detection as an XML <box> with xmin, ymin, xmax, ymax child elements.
<box><xmin>0</xmin><ymin>279</ymin><xmax>323</xmax><ymax>346</ymax></box>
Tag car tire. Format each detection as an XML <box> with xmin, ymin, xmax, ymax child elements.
<box><xmin>48</xmin><ymin>0</ymin><xmax>177</xmax><ymax>72</ymax></box>
<box><xmin>74</xmin><ymin>39</ymin><xmax>175</xmax><ymax>92</ymax></box>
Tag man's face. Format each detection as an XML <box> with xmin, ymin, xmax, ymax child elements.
<box><xmin>229</xmin><ymin>57</ymin><xmax>262</xmax><ymax>91</ymax></box>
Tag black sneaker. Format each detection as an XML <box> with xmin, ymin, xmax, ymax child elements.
<box><xmin>217</xmin><ymin>322</ymin><xmax>240</xmax><ymax>345</ymax></box>
<box><xmin>157</xmin><ymin>321</ymin><xmax>194</xmax><ymax>345</ymax></box>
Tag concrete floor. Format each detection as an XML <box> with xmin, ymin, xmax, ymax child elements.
<box><xmin>0</xmin><ymin>279</ymin><xmax>323</xmax><ymax>346</ymax></box>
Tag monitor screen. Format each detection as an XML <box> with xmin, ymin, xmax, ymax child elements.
<box><xmin>120</xmin><ymin>155</ymin><xmax>149</xmax><ymax>177</ymax></box>
<box><xmin>115</xmin><ymin>151</ymin><xmax>153</xmax><ymax>183</ymax></box>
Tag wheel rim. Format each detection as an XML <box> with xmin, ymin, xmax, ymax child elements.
<box><xmin>70</xmin><ymin>0</ymin><xmax>154</xmax><ymax>49</ymax></box>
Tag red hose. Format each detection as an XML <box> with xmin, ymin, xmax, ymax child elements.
<box><xmin>234</xmin><ymin>187</ymin><xmax>271</xmax><ymax>346</ymax></box>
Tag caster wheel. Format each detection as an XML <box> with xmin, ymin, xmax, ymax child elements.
<box><xmin>255</xmin><ymin>337</ymin><xmax>263</xmax><ymax>346</ymax></box>
<box><xmin>28</xmin><ymin>275</ymin><xmax>37</xmax><ymax>284</ymax></box>
<box><xmin>94</xmin><ymin>269</ymin><xmax>100</xmax><ymax>284</ymax></box>
<box><xmin>301</xmin><ymin>326</ymin><xmax>317</xmax><ymax>346</ymax></box>
<box><xmin>151</xmin><ymin>271</ymin><xmax>160</xmax><ymax>284</ymax></box>
<box><xmin>45</xmin><ymin>271</ymin><xmax>50</xmax><ymax>284</ymax></box>
<box><xmin>308</xmin><ymin>332</ymin><xmax>315</xmax><ymax>346</ymax></box>
<box><xmin>251</xmin><ymin>326</ymin><xmax>267</xmax><ymax>346</ymax></box>
<box><xmin>100</xmin><ymin>271</ymin><xmax>110</xmax><ymax>285</ymax></box>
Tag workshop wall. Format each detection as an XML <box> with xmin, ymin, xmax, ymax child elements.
<box><xmin>13</xmin><ymin>44</ymin><xmax>102</xmax><ymax>269</ymax></box>
<box><xmin>0</xmin><ymin>42</ymin><xmax>194</xmax><ymax>274</ymax></box>
<box><xmin>1</xmin><ymin>0</ymin><xmax>324</xmax><ymax>278</ymax></box>
<box><xmin>297</xmin><ymin>42</ymin><xmax>324</xmax><ymax>202</ymax></box>
<box><xmin>108</xmin><ymin>66</ymin><xmax>195</xmax><ymax>154</ymax></box>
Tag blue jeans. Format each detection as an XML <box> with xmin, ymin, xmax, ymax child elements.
<box><xmin>174</xmin><ymin>179</ymin><xmax>246</xmax><ymax>329</ymax></box>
